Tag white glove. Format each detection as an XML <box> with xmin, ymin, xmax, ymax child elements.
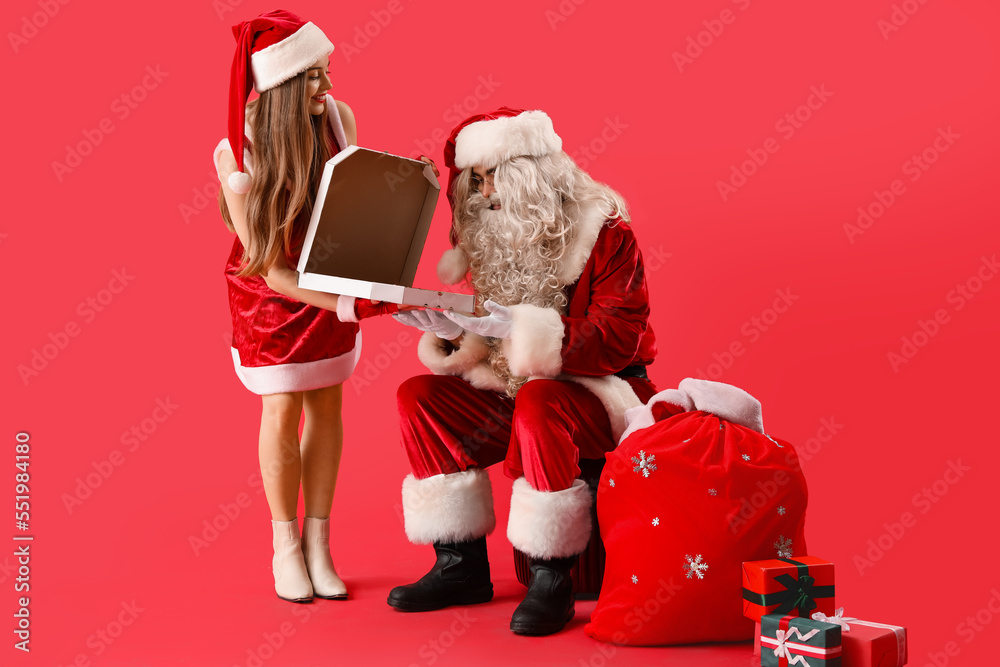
<box><xmin>443</xmin><ymin>300</ymin><xmax>513</xmax><ymax>340</ymax></box>
<box><xmin>392</xmin><ymin>309</ymin><xmax>464</xmax><ymax>340</ymax></box>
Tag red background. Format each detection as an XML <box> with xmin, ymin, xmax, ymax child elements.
<box><xmin>3</xmin><ymin>0</ymin><xmax>998</xmax><ymax>665</ymax></box>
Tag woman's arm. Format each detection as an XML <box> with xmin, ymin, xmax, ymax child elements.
<box><xmin>216</xmin><ymin>149</ymin><xmax>344</xmax><ymax>313</ymax></box>
<box><xmin>336</xmin><ymin>100</ymin><xmax>357</xmax><ymax>146</ymax></box>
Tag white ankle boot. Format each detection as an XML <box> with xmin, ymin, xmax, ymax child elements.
<box><xmin>271</xmin><ymin>519</ymin><xmax>313</xmax><ymax>603</ymax></box>
<box><xmin>301</xmin><ymin>516</ymin><xmax>348</xmax><ymax>600</ymax></box>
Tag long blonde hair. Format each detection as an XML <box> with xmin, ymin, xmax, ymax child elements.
<box><xmin>219</xmin><ymin>71</ymin><xmax>332</xmax><ymax>277</ymax></box>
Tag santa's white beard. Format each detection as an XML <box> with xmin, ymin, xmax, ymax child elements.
<box><xmin>457</xmin><ymin>194</ymin><xmax>570</xmax><ymax>396</ymax></box>
<box><xmin>459</xmin><ymin>196</ymin><xmax>569</xmax><ymax>311</ymax></box>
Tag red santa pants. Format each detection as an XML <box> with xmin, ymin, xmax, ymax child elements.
<box><xmin>397</xmin><ymin>374</ymin><xmax>657</xmax><ymax>492</ymax></box>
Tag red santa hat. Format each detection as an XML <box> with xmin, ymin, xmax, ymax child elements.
<box><xmin>437</xmin><ymin>107</ymin><xmax>563</xmax><ymax>285</ymax></box>
<box><xmin>227</xmin><ymin>9</ymin><xmax>334</xmax><ymax>194</ymax></box>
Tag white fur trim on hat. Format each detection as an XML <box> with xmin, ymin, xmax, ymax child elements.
<box><xmin>252</xmin><ymin>22</ymin><xmax>334</xmax><ymax>92</ymax></box>
<box><xmin>437</xmin><ymin>247</ymin><xmax>470</xmax><ymax>285</ymax></box>
<box><xmin>507</xmin><ymin>478</ymin><xmax>592</xmax><ymax>559</ymax></box>
<box><xmin>501</xmin><ymin>304</ymin><xmax>565</xmax><ymax>379</ymax></box>
<box><xmin>454</xmin><ymin>110</ymin><xmax>562</xmax><ymax>170</ymax></box>
<box><xmin>402</xmin><ymin>470</ymin><xmax>496</xmax><ymax>544</ymax></box>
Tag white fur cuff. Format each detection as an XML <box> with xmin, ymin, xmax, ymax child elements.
<box><xmin>402</xmin><ymin>470</ymin><xmax>496</xmax><ymax>545</ymax></box>
<box><xmin>454</xmin><ymin>110</ymin><xmax>562</xmax><ymax>169</ymax></box>
<box><xmin>417</xmin><ymin>331</ymin><xmax>489</xmax><ymax>375</ymax></box>
<box><xmin>336</xmin><ymin>295</ymin><xmax>358</xmax><ymax>323</ymax></box>
<box><xmin>502</xmin><ymin>304</ymin><xmax>564</xmax><ymax>379</ymax></box>
<box><xmin>507</xmin><ymin>478</ymin><xmax>592</xmax><ymax>559</ymax></box>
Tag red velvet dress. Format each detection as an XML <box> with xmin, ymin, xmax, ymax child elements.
<box><xmin>214</xmin><ymin>96</ymin><xmax>361</xmax><ymax>395</ymax></box>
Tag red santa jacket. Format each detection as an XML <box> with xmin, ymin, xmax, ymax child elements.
<box><xmin>419</xmin><ymin>199</ymin><xmax>657</xmax><ymax>439</ymax></box>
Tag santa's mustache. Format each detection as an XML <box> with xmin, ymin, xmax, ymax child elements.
<box><xmin>468</xmin><ymin>192</ymin><xmax>501</xmax><ymax>212</ymax></box>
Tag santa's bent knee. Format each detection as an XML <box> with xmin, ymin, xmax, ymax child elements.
<box><xmin>512</xmin><ymin>379</ymin><xmax>570</xmax><ymax>422</ymax></box>
<box><xmin>397</xmin><ymin>374</ymin><xmax>450</xmax><ymax>416</ymax></box>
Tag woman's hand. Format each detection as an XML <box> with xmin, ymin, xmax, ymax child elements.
<box><xmin>418</xmin><ymin>155</ymin><xmax>440</xmax><ymax>178</ymax></box>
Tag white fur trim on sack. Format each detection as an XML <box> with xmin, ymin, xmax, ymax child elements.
<box><xmin>402</xmin><ymin>469</ymin><xmax>496</xmax><ymax>544</ymax></box>
<box><xmin>678</xmin><ymin>377</ymin><xmax>763</xmax><ymax>433</ymax></box>
<box><xmin>620</xmin><ymin>389</ymin><xmax>694</xmax><ymax>443</ymax></box>
<box><xmin>507</xmin><ymin>477</ymin><xmax>592</xmax><ymax>559</ymax></box>
<box><xmin>251</xmin><ymin>22</ymin><xmax>334</xmax><ymax>92</ymax></box>
<box><xmin>454</xmin><ymin>110</ymin><xmax>562</xmax><ymax>170</ymax></box>
<box><xmin>619</xmin><ymin>378</ymin><xmax>764</xmax><ymax>442</ymax></box>
<box><xmin>437</xmin><ymin>247</ymin><xmax>470</xmax><ymax>285</ymax></box>
<box><xmin>502</xmin><ymin>305</ymin><xmax>565</xmax><ymax>379</ymax></box>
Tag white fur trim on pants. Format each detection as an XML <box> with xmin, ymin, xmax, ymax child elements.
<box><xmin>502</xmin><ymin>304</ymin><xmax>564</xmax><ymax>378</ymax></box>
<box><xmin>507</xmin><ymin>477</ymin><xmax>592</xmax><ymax>559</ymax></box>
<box><xmin>402</xmin><ymin>469</ymin><xmax>496</xmax><ymax>545</ymax></box>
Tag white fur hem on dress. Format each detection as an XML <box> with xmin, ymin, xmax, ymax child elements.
<box><xmin>230</xmin><ymin>332</ymin><xmax>362</xmax><ymax>395</ymax></box>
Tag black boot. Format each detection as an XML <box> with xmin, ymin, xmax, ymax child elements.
<box><xmin>509</xmin><ymin>555</ymin><xmax>577</xmax><ymax>635</ymax></box>
<box><xmin>387</xmin><ymin>536</ymin><xmax>493</xmax><ymax>612</ymax></box>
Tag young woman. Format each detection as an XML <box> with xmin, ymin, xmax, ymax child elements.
<box><xmin>213</xmin><ymin>9</ymin><xmax>398</xmax><ymax>603</ymax></box>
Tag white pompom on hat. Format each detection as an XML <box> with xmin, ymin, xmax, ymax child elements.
<box><xmin>226</xmin><ymin>9</ymin><xmax>334</xmax><ymax>194</ymax></box>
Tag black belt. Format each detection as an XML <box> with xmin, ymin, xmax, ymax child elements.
<box><xmin>614</xmin><ymin>365</ymin><xmax>648</xmax><ymax>380</ymax></box>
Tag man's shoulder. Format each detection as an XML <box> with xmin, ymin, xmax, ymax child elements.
<box><xmin>594</xmin><ymin>216</ymin><xmax>637</xmax><ymax>249</ymax></box>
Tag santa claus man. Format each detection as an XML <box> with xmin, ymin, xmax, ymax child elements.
<box><xmin>388</xmin><ymin>107</ymin><xmax>657</xmax><ymax>636</ymax></box>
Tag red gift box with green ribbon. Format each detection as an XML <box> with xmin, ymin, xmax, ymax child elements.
<box><xmin>743</xmin><ymin>556</ymin><xmax>836</xmax><ymax>623</ymax></box>
<box><xmin>761</xmin><ymin>613</ymin><xmax>842</xmax><ymax>667</ymax></box>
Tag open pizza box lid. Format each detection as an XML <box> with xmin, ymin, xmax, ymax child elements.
<box><xmin>296</xmin><ymin>146</ymin><xmax>475</xmax><ymax>313</ymax></box>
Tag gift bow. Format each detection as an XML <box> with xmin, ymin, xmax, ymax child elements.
<box><xmin>811</xmin><ymin>608</ymin><xmax>908</xmax><ymax>666</ymax></box>
<box><xmin>774</xmin><ymin>573</ymin><xmax>822</xmax><ymax>615</ymax></box>
<box><xmin>811</xmin><ymin>607</ymin><xmax>855</xmax><ymax>631</ymax></box>
<box><xmin>774</xmin><ymin>627</ymin><xmax>820</xmax><ymax>666</ymax></box>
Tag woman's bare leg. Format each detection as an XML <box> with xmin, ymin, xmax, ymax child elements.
<box><xmin>259</xmin><ymin>392</ymin><xmax>304</xmax><ymax>521</ymax></box>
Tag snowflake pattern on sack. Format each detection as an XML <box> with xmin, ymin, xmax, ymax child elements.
<box><xmin>742</xmin><ymin>454</ymin><xmax>751</xmax><ymax>461</ymax></box>
<box><xmin>777</xmin><ymin>506</ymin><xmax>786</xmax><ymax>515</ymax></box>
<box><xmin>609</xmin><ymin>479</ymin><xmax>615</xmax><ymax>488</ymax></box>
<box><xmin>652</xmin><ymin>517</ymin><xmax>660</xmax><ymax>527</ymax></box>
<box><xmin>684</xmin><ymin>554</ymin><xmax>708</xmax><ymax>579</ymax></box>
<box><xmin>708</xmin><ymin>488</ymin><xmax>717</xmax><ymax>496</ymax></box>
<box><xmin>774</xmin><ymin>535</ymin><xmax>793</xmax><ymax>558</ymax></box>
<box><xmin>631</xmin><ymin>574</ymin><xmax>638</xmax><ymax>584</ymax></box>
<box><xmin>631</xmin><ymin>450</ymin><xmax>657</xmax><ymax>478</ymax></box>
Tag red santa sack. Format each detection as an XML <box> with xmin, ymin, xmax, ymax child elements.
<box><xmin>585</xmin><ymin>379</ymin><xmax>808</xmax><ymax>645</ymax></box>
